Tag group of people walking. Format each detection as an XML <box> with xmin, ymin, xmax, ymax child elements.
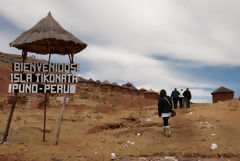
<box><xmin>158</xmin><ymin>88</ymin><xmax>192</xmax><ymax>137</ymax></box>
<box><xmin>171</xmin><ymin>88</ymin><xmax>192</xmax><ymax>109</ymax></box>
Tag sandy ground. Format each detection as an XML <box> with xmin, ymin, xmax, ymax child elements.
<box><xmin>0</xmin><ymin>97</ymin><xmax>240</xmax><ymax>161</ymax></box>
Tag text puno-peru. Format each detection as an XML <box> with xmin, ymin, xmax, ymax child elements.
<box><xmin>12</xmin><ymin>62</ymin><xmax>80</xmax><ymax>72</ymax></box>
<box><xmin>8</xmin><ymin>84</ymin><xmax>76</xmax><ymax>94</ymax></box>
<box><xmin>10</xmin><ymin>73</ymin><xmax>78</xmax><ymax>83</ymax></box>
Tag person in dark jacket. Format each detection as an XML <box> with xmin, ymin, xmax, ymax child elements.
<box><xmin>171</xmin><ymin>88</ymin><xmax>180</xmax><ymax>109</ymax></box>
<box><xmin>158</xmin><ymin>89</ymin><xmax>172</xmax><ymax>137</ymax></box>
<box><xmin>183</xmin><ymin>88</ymin><xmax>191</xmax><ymax>108</ymax></box>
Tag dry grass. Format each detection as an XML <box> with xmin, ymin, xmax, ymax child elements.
<box><xmin>0</xmin><ymin>99</ymin><xmax>240</xmax><ymax>160</ymax></box>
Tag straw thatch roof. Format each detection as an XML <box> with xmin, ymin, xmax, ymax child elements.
<box><xmin>112</xmin><ymin>82</ymin><xmax>120</xmax><ymax>86</ymax></box>
<box><xmin>103</xmin><ymin>80</ymin><xmax>111</xmax><ymax>85</ymax></box>
<box><xmin>211</xmin><ymin>86</ymin><xmax>234</xmax><ymax>94</ymax></box>
<box><xmin>121</xmin><ymin>82</ymin><xmax>137</xmax><ymax>90</ymax></box>
<box><xmin>88</xmin><ymin>79</ymin><xmax>94</xmax><ymax>83</ymax></box>
<box><xmin>10</xmin><ymin>12</ymin><xmax>87</xmax><ymax>55</ymax></box>
<box><xmin>147</xmin><ymin>88</ymin><xmax>157</xmax><ymax>93</ymax></box>
<box><xmin>139</xmin><ymin>88</ymin><xmax>147</xmax><ymax>91</ymax></box>
<box><xmin>96</xmin><ymin>80</ymin><xmax>101</xmax><ymax>84</ymax></box>
<box><xmin>77</xmin><ymin>76</ymin><xmax>87</xmax><ymax>82</ymax></box>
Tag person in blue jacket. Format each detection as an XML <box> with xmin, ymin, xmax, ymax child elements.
<box><xmin>171</xmin><ymin>88</ymin><xmax>180</xmax><ymax>109</ymax></box>
<box><xmin>158</xmin><ymin>89</ymin><xmax>172</xmax><ymax>137</ymax></box>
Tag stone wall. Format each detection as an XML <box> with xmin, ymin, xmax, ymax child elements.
<box><xmin>212</xmin><ymin>92</ymin><xmax>234</xmax><ymax>103</ymax></box>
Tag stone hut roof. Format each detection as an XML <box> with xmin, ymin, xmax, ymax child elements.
<box><xmin>211</xmin><ymin>86</ymin><xmax>234</xmax><ymax>95</ymax></box>
<box><xmin>121</xmin><ymin>82</ymin><xmax>137</xmax><ymax>90</ymax></box>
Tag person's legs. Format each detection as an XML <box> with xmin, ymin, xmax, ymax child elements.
<box><xmin>186</xmin><ymin>98</ymin><xmax>190</xmax><ymax>108</ymax></box>
<box><xmin>182</xmin><ymin>98</ymin><xmax>185</xmax><ymax>108</ymax></box>
<box><xmin>163</xmin><ymin>117</ymin><xmax>169</xmax><ymax>126</ymax></box>
<box><xmin>179</xmin><ymin>98</ymin><xmax>183</xmax><ymax>108</ymax></box>
<box><xmin>162</xmin><ymin>117</ymin><xmax>171</xmax><ymax>137</ymax></box>
<box><xmin>173</xmin><ymin>98</ymin><xmax>178</xmax><ymax>109</ymax></box>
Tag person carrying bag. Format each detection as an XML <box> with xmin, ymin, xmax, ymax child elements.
<box><xmin>158</xmin><ymin>89</ymin><xmax>175</xmax><ymax>137</ymax></box>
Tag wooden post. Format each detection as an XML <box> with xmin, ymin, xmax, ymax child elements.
<box><xmin>54</xmin><ymin>93</ymin><xmax>67</xmax><ymax>145</ymax></box>
<box><xmin>54</xmin><ymin>54</ymin><xmax>73</xmax><ymax>145</ymax></box>
<box><xmin>43</xmin><ymin>53</ymin><xmax>51</xmax><ymax>142</ymax></box>
<box><xmin>1</xmin><ymin>50</ymin><xmax>26</xmax><ymax>144</ymax></box>
<box><xmin>43</xmin><ymin>93</ymin><xmax>47</xmax><ymax>142</ymax></box>
<box><xmin>1</xmin><ymin>93</ymin><xmax>17</xmax><ymax>144</ymax></box>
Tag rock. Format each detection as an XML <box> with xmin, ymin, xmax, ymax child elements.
<box><xmin>51</xmin><ymin>157</ymin><xmax>62</xmax><ymax>161</ymax></box>
<box><xmin>18</xmin><ymin>141</ymin><xmax>24</xmax><ymax>144</ymax></box>
<box><xmin>136</xmin><ymin>133</ymin><xmax>141</xmax><ymax>136</ymax></box>
<box><xmin>151</xmin><ymin>157</ymin><xmax>166</xmax><ymax>161</ymax></box>
<box><xmin>204</xmin><ymin>122</ymin><xmax>216</xmax><ymax>129</ymax></box>
<box><xmin>164</xmin><ymin>156</ymin><xmax>178</xmax><ymax>161</ymax></box>
<box><xmin>138</xmin><ymin>157</ymin><xmax>147</xmax><ymax>161</ymax></box>
<box><xmin>75</xmin><ymin>155</ymin><xmax>85</xmax><ymax>160</ymax></box>
<box><xmin>146</xmin><ymin>118</ymin><xmax>151</xmax><ymax>122</ymax></box>
<box><xmin>127</xmin><ymin>140</ymin><xmax>131</xmax><ymax>144</ymax></box>
<box><xmin>211</xmin><ymin>143</ymin><xmax>218</xmax><ymax>150</ymax></box>
<box><xmin>111</xmin><ymin>153</ymin><xmax>118</xmax><ymax>160</ymax></box>
<box><xmin>211</xmin><ymin>133</ymin><xmax>216</xmax><ymax>136</ymax></box>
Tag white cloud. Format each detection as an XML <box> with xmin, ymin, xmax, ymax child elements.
<box><xmin>191</xmin><ymin>89</ymin><xmax>211</xmax><ymax>97</ymax></box>
<box><xmin>75</xmin><ymin>45</ymin><xmax>215</xmax><ymax>97</ymax></box>
<box><xmin>191</xmin><ymin>98</ymin><xmax>210</xmax><ymax>103</ymax></box>
<box><xmin>0</xmin><ymin>31</ymin><xmax>19</xmax><ymax>53</ymax></box>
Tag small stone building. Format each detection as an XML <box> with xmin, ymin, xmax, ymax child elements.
<box><xmin>211</xmin><ymin>86</ymin><xmax>234</xmax><ymax>103</ymax></box>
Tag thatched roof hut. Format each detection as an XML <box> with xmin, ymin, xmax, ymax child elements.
<box><xmin>147</xmin><ymin>88</ymin><xmax>157</xmax><ymax>93</ymax></box>
<box><xmin>103</xmin><ymin>80</ymin><xmax>111</xmax><ymax>85</ymax></box>
<box><xmin>112</xmin><ymin>82</ymin><xmax>120</xmax><ymax>86</ymax></box>
<box><xmin>121</xmin><ymin>82</ymin><xmax>137</xmax><ymax>90</ymax></box>
<box><xmin>10</xmin><ymin>12</ymin><xmax>87</xmax><ymax>57</ymax></box>
<box><xmin>211</xmin><ymin>86</ymin><xmax>234</xmax><ymax>103</ymax></box>
<box><xmin>139</xmin><ymin>88</ymin><xmax>147</xmax><ymax>92</ymax></box>
<box><xmin>88</xmin><ymin>79</ymin><xmax>95</xmax><ymax>83</ymax></box>
<box><xmin>144</xmin><ymin>88</ymin><xmax>158</xmax><ymax>99</ymax></box>
<box><xmin>77</xmin><ymin>76</ymin><xmax>87</xmax><ymax>83</ymax></box>
<box><xmin>96</xmin><ymin>80</ymin><xmax>101</xmax><ymax>84</ymax></box>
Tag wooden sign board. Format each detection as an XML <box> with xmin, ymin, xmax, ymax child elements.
<box><xmin>8</xmin><ymin>62</ymin><xmax>79</xmax><ymax>94</ymax></box>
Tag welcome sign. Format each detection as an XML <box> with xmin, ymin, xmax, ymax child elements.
<box><xmin>8</xmin><ymin>62</ymin><xmax>79</xmax><ymax>94</ymax></box>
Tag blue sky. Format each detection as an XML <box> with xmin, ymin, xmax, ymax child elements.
<box><xmin>0</xmin><ymin>0</ymin><xmax>240</xmax><ymax>102</ymax></box>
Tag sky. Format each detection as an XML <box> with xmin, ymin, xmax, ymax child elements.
<box><xmin>0</xmin><ymin>0</ymin><xmax>240</xmax><ymax>103</ymax></box>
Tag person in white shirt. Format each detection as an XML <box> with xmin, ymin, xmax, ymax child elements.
<box><xmin>179</xmin><ymin>89</ymin><xmax>184</xmax><ymax>108</ymax></box>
